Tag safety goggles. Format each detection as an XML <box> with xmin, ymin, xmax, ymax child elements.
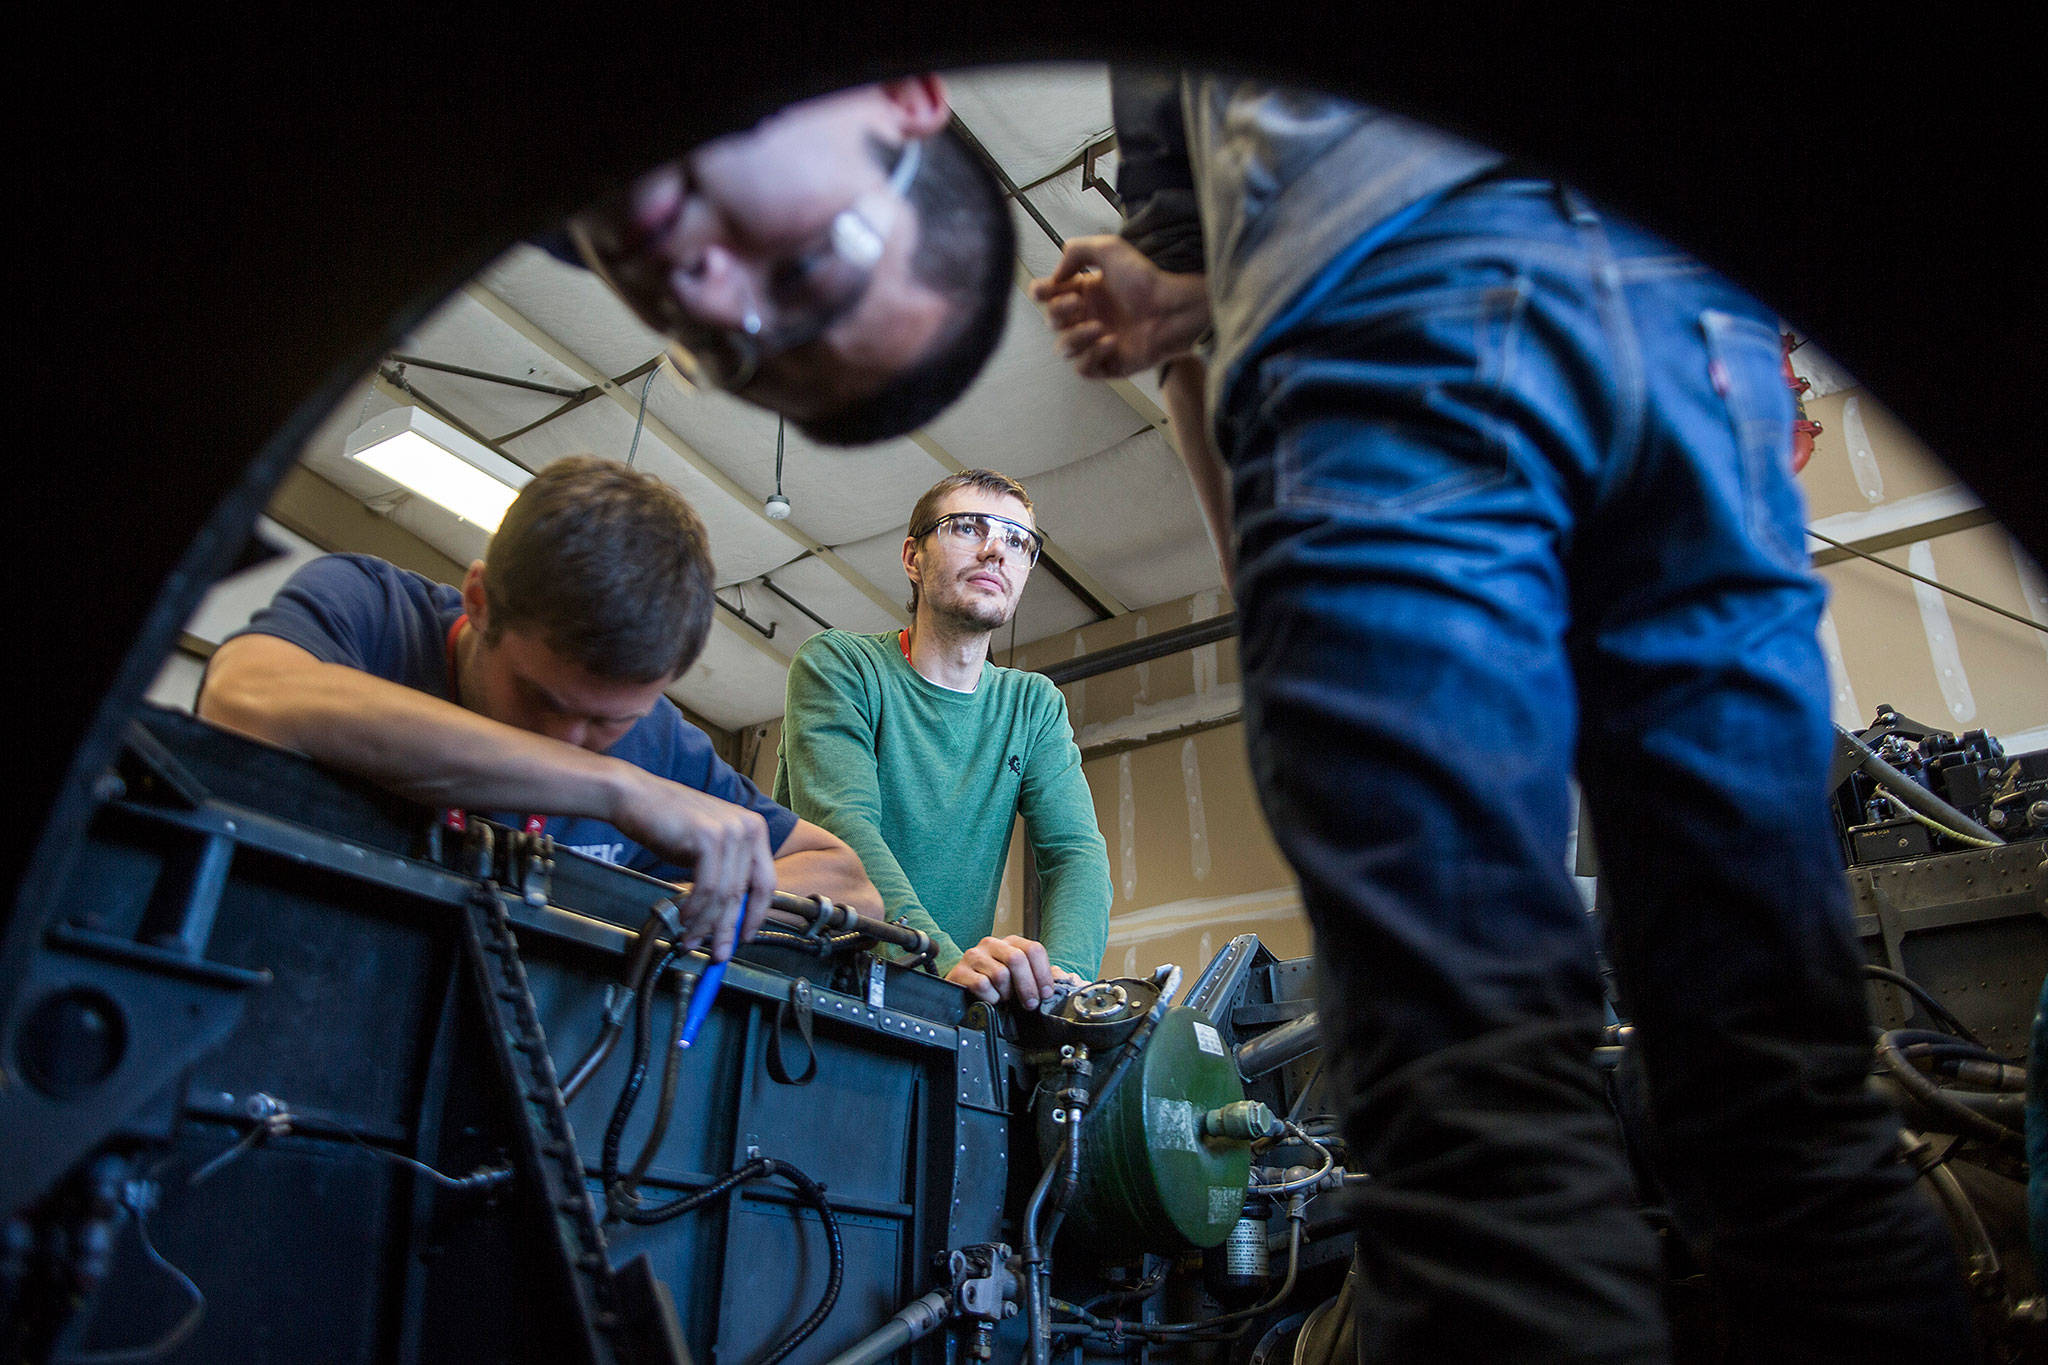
<box><xmin>915</xmin><ymin>510</ymin><xmax>1044</xmax><ymax>566</ymax></box>
<box><xmin>670</xmin><ymin>138</ymin><xmax>923</xmax><ymax>390</ymax></box>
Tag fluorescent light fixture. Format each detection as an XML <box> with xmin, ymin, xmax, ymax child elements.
<box><xmin>344</xmin><ymin>406</ymin><xmax>530</xmax><ymax>531</ymax></box>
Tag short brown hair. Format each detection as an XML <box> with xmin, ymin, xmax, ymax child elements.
<box><xmin>797</xmin><ymin>129</ymin><xmax>1015</xmax><ymax>446</ymax></box>
<box><xmin>904</xmin><ymin>468</ymin><xmax>1033</xmax><ymax>613</ymax></box>
<box><xmin>481</xmin><ymin>456</ymin><xmax>714</xmax><ymax>683</ymax></box>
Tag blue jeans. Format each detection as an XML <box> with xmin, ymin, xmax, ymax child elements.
<box><xmin>1217</xmin><ymin>178</ymin><xmax>1970</xmax><ymax>1363</ymax></box>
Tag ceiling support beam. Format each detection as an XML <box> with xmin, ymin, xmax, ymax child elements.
<box><xmin>492</xmin><ymin>355</ymin><xmax>663</xmax><ymax>445</ymax></box>
<box><xmin>760</xmin><ymin>576</ymin><xmax>834</xmax><ymax>631</ymax></box>
<box><xmin>388</xmin><ymin>353</ymin><xmax>585</xmax><ymax>399</ymax></box>
<box><xmin>1806</xmin><ymin>484</ymin><xmax>1997</xmax><ymax>567</ymax></box>
<box><xmin>461</xmin><ymin>285</ymin><xmax>910</xmax><ymax>627</ymax></box>
<box><xmin>953</xmin><ymin>113</ymin><xmax>1065</xmax><ymax>254</ymax></box>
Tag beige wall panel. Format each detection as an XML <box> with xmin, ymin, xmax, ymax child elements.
<box><xmin>1910</xmin><ymin>528</ymin><xmax>2048</xmax><ymax>735</ymax></box>
<box><xmin>748</xmin><ymin>717</ymin><xmax>783</xmax><ymax>792</ymax></box>
<box><xmin>1825</xmin><ymin>553</ymin><xmax>1952</xmax><ymax>729</ymax></box>
<box><xmin>1800</xmin><ymin>386</ymin><xmax>1954</xmax><ymax>521</ymax></box>
<box><xmin>267</xmin><ymin>466</ymin><xmax>468</xmax><ymax>584</ymax></box>
<box><xmin>1081</xmin><ymin>722</ymin><xmax>1309</xmax><ymax>981</ymax></box>
<box><xmin>1008</xmin><ymin>588</ymin><xmax>1239</xmax><ymax>735</ymax></box>
<box><xmin>1820</xmin><ymin>525</ymin><xmax>2048</xmax><ymax>740</ymax></box>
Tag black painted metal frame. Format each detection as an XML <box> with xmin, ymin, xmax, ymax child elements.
<box><xmin>5</xmin><ymin>708</ymin><xmax>1020</xmax><ymax>1362</ymax></box>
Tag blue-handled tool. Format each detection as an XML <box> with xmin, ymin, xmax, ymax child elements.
<box><xmin>678</xmin><ymin>957</ymin><xmax>728</xmax><ymax>1050</ymax></box>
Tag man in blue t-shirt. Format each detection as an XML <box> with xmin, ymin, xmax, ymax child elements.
<box><xmin>200</xmin><ymin>455</ymin><xmax>878</xmax><ymax>959</ymax></box>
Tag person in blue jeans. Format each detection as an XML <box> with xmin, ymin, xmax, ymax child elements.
<box><xmin>1027</xmin><ymin>72</ymin><xmax>1973</xmax><ymax>1362</ymax></box>
<box><xmin>569</xmin><ymin>68</ymin><xmax>1972</xmax><ymax>1360</ymax></box>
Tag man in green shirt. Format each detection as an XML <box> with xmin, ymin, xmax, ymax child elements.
<box><xmin>776</xmin><ymin>469</ymin><xmax>1111</xmax><ymax>1006</ymax></box>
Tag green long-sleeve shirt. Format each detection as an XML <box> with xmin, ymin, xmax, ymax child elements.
<box><xmin>775</xmin><ymin>630</ymin><xmax>1110</xmax><ymax>980</ymax></box>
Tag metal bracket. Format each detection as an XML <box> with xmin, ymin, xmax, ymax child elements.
<box><xmin>511</xmin><ymin>832</ymin><xmax>556</xmax><ymax>908</ymax></box>
<box><xmin>457</xmin><ymin>883</ymin><xmax>638</xmax><ymax>1364</ymax></box>
<box><xmin>2</xmin><ymin>931</ymin><xmax>267</xmax><ymax>1218</ymax></box>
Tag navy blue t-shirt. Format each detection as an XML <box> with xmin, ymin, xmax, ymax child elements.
<box><xmin>230</xmin><ymin>553</ymin><xmax>798</xmax><ymax>878</ymax></box>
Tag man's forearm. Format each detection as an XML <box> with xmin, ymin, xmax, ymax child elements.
<box><xmin>1018</xmin><ymin>743</ymin><xmax>1113</xmax><ymax>983</ymax></box>
<box><xmin>771</xmin><ymin>847</ymin><xmax>882</xmax><ymax>917</ymax></box>
<box><xmin>1034</xmin><ymin>858</ymin><xmax>1112</xmax><ymax>981</ymax></box>
<box><xmin>201</xmin><ymin>643</ymin><xmax>634</xmax><ymax>821</ymax></box>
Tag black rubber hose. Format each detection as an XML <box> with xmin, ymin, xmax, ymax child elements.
<box><xmin>1900</xmin><ymin>1128</ymin><xmax>2003</xmax><ymax>1290</ymax></box>
<box><xmin>767</xmin><ymin>891</ymin><xmax>933</xmax><ymax>961</ymax></box>
<box><xmin>1873</xmin><ymin>1034</ymin><xmax>2026</xmax><ymax>1149</ymax></box>
<box><xmin>613</xmin><ymin>969</ymin><xmax>691</xmax><ymax>1209</ymax></box>
<box><xmin>1883</xmin><ymin>1026</ymin><xmax>2003</xmax><ymax>1056</ymax></box>
<box><xmin>751</xmin><ymin>1159</ymin><xmax>845</xmax><ymax>1365</ymax></box>
<box><xmin>750</xmin><ymin>928</ymin><xmax>866</xmax><ymax>956</ymax></box>
<box><xmin>561</xmin><ymin>903</ymin><xmax>677</xmax><ymax>1102</ymax></box>
<box><xmin>1036</xmin><ymin>1107</ymin><xmax>1085</xmax><ymax>1260</ymax></box>
<box><xmin>1900</xmin><ymin>1042</ymin><xmax>2028</xmax><ymax>1087</ymax></box>
<box><xmin>609</xmin><ymin>1155</ymin><xmax>843</xmax><ymax>1364</ymax></box>
<box><xmin>1866</xmin><ymin>969</ymin><xmax>1993</xmax><ymax>1049</ymax></box>
<box><xmin>601</xmin><ymin>943</ymin><xmax>684</xmax><ymax>1193</ymax></box>
<box><xmin>1020</xmin><ymin>1138</ymin><xmax>1066</xmax><ymax>1365</ymax></box>
<box><xmin>615</xmin><ymin>1157</ymin><xmax>770</xmax><ymax>1226</ymax></box>
<box><xmin>1932</xmin><ymin>1087</ymin><xmax>2030</xmax><ymax>1125</ymax></box>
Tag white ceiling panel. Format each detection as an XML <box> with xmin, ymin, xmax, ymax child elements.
<box><xmin>922</xmin><ymin>289</ymin><xmax>1149</xmax><ymax>478</ymax></box>
<box><xmin>669</xmin><ymin>616</ymin><xmax>805</xmax><ymax>730</ymax></box>
<box><xmin>831</xmin><ymin>529</ymin><xmax>922</xmax><ymax>601</ymax></box>
<box><xmin>944</xmin><ymin>64</ymin><xmax>1114</xmax><ymax>186</ymax></box>
<box><xmin>762</xmin><ymin>553</ymin><xmax>906</xmax><ymax>637</ymax></box>
<box><xmin>637</xmin><ymin>368</ymin><xmax>948</xmax><ymax>547</ymax></box>
<box><xmin>499</xmin><ymin>400</ymin><xmax>812</xmax><ymax>588</ymax></box>
<box><xmin>474</xmin><ymin>244</ymin><xmax>672</xmax><ymax>381</ymax></box>
<box><xmin>1010</xmin><ymin>202</ymin><xmax>1065</xmax><ymax>282</ymax></box>
<box><xmin>1021</xmin><ymin>157</ymin><xmax>1124</xmax><ymax>251</ymax></box>
<box><xmin>1023</xmin><ymin>428</ymin><xmax>1225</xmax><ymax>610</ymax></box>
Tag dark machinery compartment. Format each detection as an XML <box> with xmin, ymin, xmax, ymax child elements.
<box><xmin>3</xmin><ymin>707</ymin><xmax>1016</xmax><ymax>1362</ymax></box>
<box><xmin>6</xmin><ymin>705</ymin><xmax>2043</xmax><ymax>1363</ymax></box>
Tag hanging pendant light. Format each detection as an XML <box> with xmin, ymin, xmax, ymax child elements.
<box><xmin>763</xmin><ymin>417</ymin><xmax>792</xmax><ymax>520</ymax></box>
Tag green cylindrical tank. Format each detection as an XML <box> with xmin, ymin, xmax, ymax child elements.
<box><xmin>1038</xmin><ymin>1006</ymin><xmax>1252</xmax><ymax>1262</ymax></box>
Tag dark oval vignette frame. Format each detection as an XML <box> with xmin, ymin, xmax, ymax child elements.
<box><xmin>10</xmin><ymin>9</ymin><xmax>2043</xmax><ymax>996</ymax></box>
